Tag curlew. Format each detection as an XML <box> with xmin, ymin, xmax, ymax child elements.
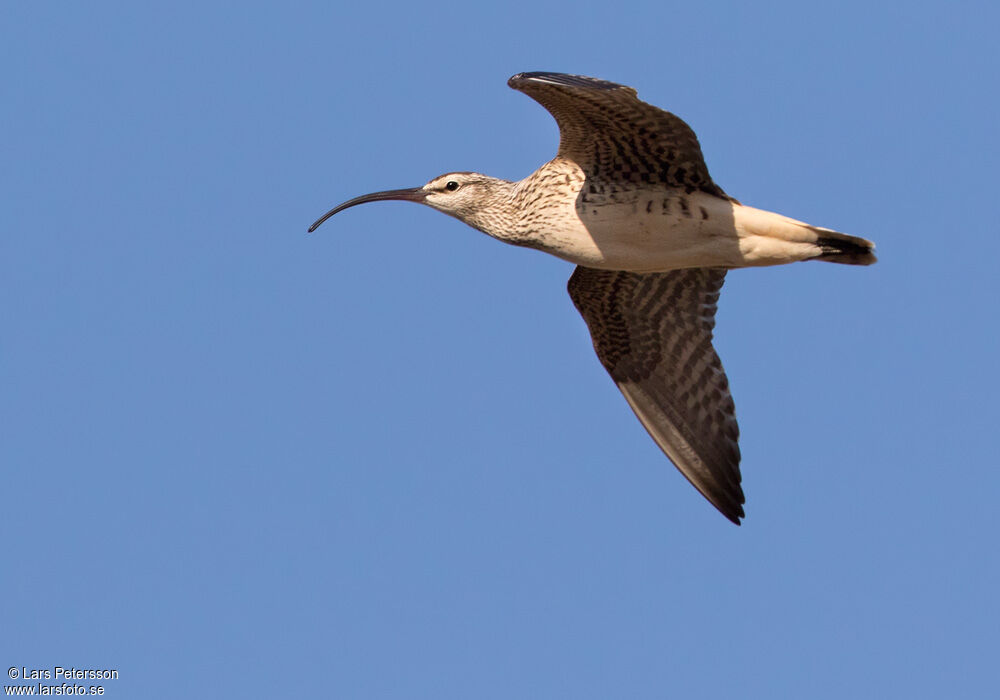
<box><xmin>309</xmin><ymin>72</ymin><xmax>875</xmax><ymax>525</ymax></box>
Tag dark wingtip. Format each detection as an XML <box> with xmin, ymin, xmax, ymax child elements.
<box><xmin>716</xmin><ymin>498</ymin><xmax>745</xmax><ymax>526</ymax></box>
<box><xmin>508</xmin><ymin>71</ymin><xmax>632</xmax><ymax>93</ymax></box>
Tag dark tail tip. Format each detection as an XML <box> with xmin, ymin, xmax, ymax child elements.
<box><xmin>815</xmin><ymin>231</ymin><xmax>878</xmax><ymax>266</ymax></box>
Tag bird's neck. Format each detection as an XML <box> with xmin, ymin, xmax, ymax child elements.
<box><xmin>459</xmin><ymin>179</ymin><xmax>521</xmax><ymax>241</ymax></box>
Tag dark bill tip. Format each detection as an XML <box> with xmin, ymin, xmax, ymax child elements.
<box><xmin>307</xmin><ymin>187</ymin><xmax>426</xmax><ymax>233</ymax></box>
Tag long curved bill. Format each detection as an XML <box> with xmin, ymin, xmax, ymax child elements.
<box><xmin>308</xmin><ymin>187</ymin><xmax>426</xmax><ymax>232</ymax></box>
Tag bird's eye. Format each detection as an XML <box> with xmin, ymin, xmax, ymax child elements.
<box><xmin>445</xmin><ymin>181</ymin><xmax>459</xmax><ymax>191</ymax></box>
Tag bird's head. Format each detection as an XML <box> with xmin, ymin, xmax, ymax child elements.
<box><xmin>308</xmin><ymin>172</ymin><xmax>515</xmax><ymax>235</ymax></box>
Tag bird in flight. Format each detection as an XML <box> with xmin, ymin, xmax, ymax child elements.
<box><xmin>309</xmin><ymin>72</ymin><xmax>875</xmax><ymax>525</ymax></box>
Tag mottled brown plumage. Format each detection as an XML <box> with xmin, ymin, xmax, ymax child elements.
<box><xmin>512</xmin><ymin>73</ymin><xmax>744</xmax><ymax>522</ymax></box>
<box><xmin>508</xmin><ymin>72</ymin><xmax>728</xmax><ymax>198</ymax></box>
<box><xmin>309</xmin><ymin>72</ymin><xmax>877</xmax><ymax>525</ymax></box>
<box><xmin>568</xmin><ymin>266</ymin><xmax>743</xmax><ymax>523</ymax></box>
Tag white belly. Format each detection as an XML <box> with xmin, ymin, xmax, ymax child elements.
<box><xmin>533</xmin><ymin>190</ymin><xmax>831</xmax><ymax>272</ymax></box>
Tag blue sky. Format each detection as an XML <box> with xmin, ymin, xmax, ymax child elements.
<box><xmin>2</xmin><ymin>1</ymin><xmax>998</xmax><ymax>698</ymax></box>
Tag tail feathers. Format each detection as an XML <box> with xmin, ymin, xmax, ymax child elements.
<box><xmin>732</xmin><ymin>204</ymin><xmax>877</xmax><ymax>267</ymax></box>
<box><xmin>811</xmin><ymin>227</ymin><xmax>877</xmax><ymax>266</ymax></box>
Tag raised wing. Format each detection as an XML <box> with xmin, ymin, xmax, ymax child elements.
<box><xmin>568</xmin><ymin>265</ymin><xmax>744</xmax><ymax>524</ymax></box>
<box><xmin>508</xmin><ymin>72</ymin><xmax>726</xmax><ymax>197</ymax></box>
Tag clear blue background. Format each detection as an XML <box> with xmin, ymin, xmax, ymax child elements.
<box><xmin>3</xmin><ymin>2</ymin><xmax>997</xmax><ymax>697</ymax></box>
